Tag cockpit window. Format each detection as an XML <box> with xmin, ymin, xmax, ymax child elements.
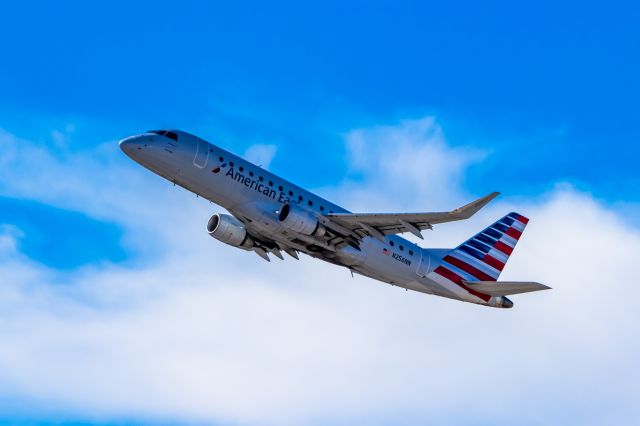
<box><xmin>148</xmin><ymin>130</ymin><xmax>178</xmax><ymax>141</ymax></box>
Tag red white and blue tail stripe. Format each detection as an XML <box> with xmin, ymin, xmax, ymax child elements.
<box><xmin>430</xmin><ymin>212</ymin><xmax>529</xmax><ymax>302</ymax></box>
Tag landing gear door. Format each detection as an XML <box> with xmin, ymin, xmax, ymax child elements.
<box><xmin>416</xmin><ymin>249</ymin><xmax>431</xmax><ymax>278</ymax></box>
<box><xmin>193</xmin><ymin>138</ymin><xmax>209</xmax><ymax>168</ymax></box>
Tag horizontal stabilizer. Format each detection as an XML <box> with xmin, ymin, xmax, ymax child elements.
<box><xmin>462</xmin><ymin>281</ymin><xmax>551</xmax><ymax>296</ymax></box>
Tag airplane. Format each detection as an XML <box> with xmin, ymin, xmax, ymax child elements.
<box><xmin>120</xmin><ymin>129</ymin><xmax>549</xmax><ymax>308</ymax></box>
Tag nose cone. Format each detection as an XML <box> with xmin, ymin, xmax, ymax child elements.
<box><xmin>119</xmin><ymin>135</ymin><xmax>141</xmax><ymax>158</ymax></box>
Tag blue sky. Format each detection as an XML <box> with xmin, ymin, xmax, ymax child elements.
<box><xmin>0</xmin><ymin>1</ymin><xmax>639</xmax><ymax>425</ymax></box>
<box><xmin>2</xmin><ymin>0</ymin><xmax>638</xmax><ymax>268</ymax></box>
<box><xmin>2</xmin><ymin>1</ymin><xmax>639</xmax><ymax>196</ymax></box>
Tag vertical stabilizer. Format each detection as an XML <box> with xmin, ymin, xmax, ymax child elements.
<box><xmin>439</xmin><ymin>212</ymin><xmax>529</xmax><ymax>283</ymax></box>
<box><xmin>428</xmin><ymin>213</ymin><xmax>530</xmax><ymax>305</ymax></box>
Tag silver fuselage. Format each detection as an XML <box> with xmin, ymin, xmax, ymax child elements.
<box><xmin>120</xmin><ymin>130</ymin><xmax>492</xmax><ymax>305</ymax></box>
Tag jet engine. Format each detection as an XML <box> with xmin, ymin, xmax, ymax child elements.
<box><xmin>207</xmin><ymin>213</ymin><xmax>254</xmax><ymax>249</ymax></box>
<box><xmin>278</xmin><ymin>203</ymin><xmax>326</xmax><ymax>236</ymax></box>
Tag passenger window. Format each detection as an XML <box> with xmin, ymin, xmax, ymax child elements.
<box><xmin>298</xmin><ymin>195</ymin><xmax>303</xmax><ymax>201</ymax></box>
<box><xmin>229</xmin><ymin>162</ymin><xmax>234</xmax><ymax>167</ymax></box>
<box><xmin>390</xmin><ymin>241</ymin><xmax>394</xmax><ymax>246</ymax></box>
<box><xmin>399</xmin><ymin>245</ymin><xmax>404</xmax><ymax>251</ymax></box>
<box><xmin>268</xmin><ymin>181</ymin><xmax>273</xmax><ymax>186</ymax></box>
<box><xmin>219</xmin><ymin>156</ymin><xmax>224</xmax><ymax>162</ymax></box>
<box><xmin>288</xmin><ymin>190</ymin><xmax>293</xmax><ymax>196</ymax></box>
<box><xmin>409</xmin><ymin>250</ymin><xmax>414</xmax><ymax>256</ymax></box>
<box><xmin>308</xmin><ymin>200</ymin><xmax>313</xmax><ymax>206</ymax></box>
<box><xmin>279</xmin><ymin>185</ymin><xmax>283</xmax><ymax>191</ymax></box>
<box><xmin>320</xmin><ymin>206</ymin><xmax>325</xmax><ymax>211</ymax></box>
<box><xmin>259</xmin><ymin>176</ymin><xmax>264</xmax><ymax>182</ymax></box>
<box><xmin>249</xmin><ymin>171</ymin><xmax>254</xmax><ymax>177</ymax></box>
<box><xmin>239</xmin><ymin>166</ymin><xmax>244</xmax><ymax>172</ymax></box>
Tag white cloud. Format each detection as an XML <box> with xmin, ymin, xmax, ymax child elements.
<box><xmin>243</xmin><ymin>143</ymin><xmax>278</xmax><ymax>170</ymax></box>
<box><xmin>325</xmin><ymin>116</ymin><xmax>486</xmax><ymax>212</ymax></box>
<box><xmin>0</xmin><ymin>120</ymin><xmax>638</xmax><ymax>425</ymax></box>
<box><xmin>50</xmin><ymin>123</ymin><xmax>76</xmax><ymax>149</ymax></box>
<box><xmin>0</xmin><ymin>225</ymin><xmax>22</xmax><ymax>257</ymax></box>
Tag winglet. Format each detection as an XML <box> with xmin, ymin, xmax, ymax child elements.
<box><xmin>450</xmin><ymin>192</ymin><xmax>500</xmax><ymax>220</ymax></box>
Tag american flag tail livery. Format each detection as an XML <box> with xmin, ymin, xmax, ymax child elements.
<box><xmin>430</xmin><ymin>212</ymin><xmax>550</xmax><ymax>308</ymax></box>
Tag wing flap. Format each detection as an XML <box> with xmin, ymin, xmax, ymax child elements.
<box><xmin>462</xmin><ymin>281</ymin><xmax>551</xmax><ymax>296</ymax></box>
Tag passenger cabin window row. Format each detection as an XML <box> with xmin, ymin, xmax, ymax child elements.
<box><xmin>216</xmin><ymin>148</ymin><xmax>412</xmax><ymax>255</ymax></box>
<box><xmin>214</xmin><ymin>155</ymin><xmax>334</xmax><ymax>214</ymax></box>
<box><xmin>388</xmin><ymin>239</ymin><xmax>415</xmax><ymax>256</ymax></box>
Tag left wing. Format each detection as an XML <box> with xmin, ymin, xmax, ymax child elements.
<box><xmin>324</xmin><ymin>192</ymin><xmax>499</xmax><ymax>241</ymax></box>
<box><xmin>234</xmin><ymin>192</ymin><xmax>500</xmax><ymax>261</ymax></box>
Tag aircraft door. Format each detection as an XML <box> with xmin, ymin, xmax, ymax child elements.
<box><xmin>193</xmin><ymin>138</ymin><xmax>209</xmax><ymax>168</ymax></box>
<box><xmin>416</xmin><ymin>249</ymin><xmax>431</xmax><ymax>278</ymax></box>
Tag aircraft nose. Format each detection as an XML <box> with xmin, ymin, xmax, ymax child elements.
<box><xmin>119</xmin><ymin>135</ymin><xmax>141</xmax><ymax>156</ymax></box>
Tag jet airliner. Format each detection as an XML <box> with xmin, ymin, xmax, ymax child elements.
<box><xmin>120</xmin><ymin>130</ymin><xmax>549</xmax><ymax>308</ymax></box>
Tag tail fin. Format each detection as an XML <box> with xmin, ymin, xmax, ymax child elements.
<box><xmin>443</xmin><ymin>212</ymin><xmax>529</xmax><ymax>282</ymax></box>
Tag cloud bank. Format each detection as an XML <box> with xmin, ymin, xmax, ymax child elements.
<box><xmin>0</xmin><ymin>119</ymin><xmax>638</xmax><ymax>425</ymax></box>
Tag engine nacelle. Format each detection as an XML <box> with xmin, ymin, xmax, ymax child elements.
<box><xmin>278</xmin><ymin>203</ymin><xmax>326</xmax><ymax>236</ymax></box>
<box><xmin>207</xmin><ymin>213</ymin><xmax>253</xmax><ymax>249</ymax></box>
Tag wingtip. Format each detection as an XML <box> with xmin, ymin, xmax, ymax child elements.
<box><xmin>453</xmin><ymin>191</ymin><xmax>501</xmax><ymax>218</ymax></box>
<box><xmin>486</xmin><ymin>191</ymin><xmax>501</xmax><ymax>201</ymax></box>
<box><xmin>538</xmin><ymin>283</ymin><xmax>552</xmax><ymax>291</ymax></box>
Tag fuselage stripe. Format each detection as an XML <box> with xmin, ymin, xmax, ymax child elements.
<box><xmin>500</xmin><ymin>233</ymin><xmax>517</xmax><ymax>247</ymax></box>
<box><xmin>467</xmin><ymin>238</ymin><xmax>491</xmax><ymax>253</ymax></box>
<box><xmin>443</xmin><ymin>255</ymin><xmax>496</xmax><ymax>281</ymax></box>
<box><xmin>476</xmin><ymin>233</ymin><xmax>498</xmax><ymax>246</ymax></box>
<box><xmin>505</xmin><ymin>227</ymin><xmax>522</xmax><ymax>240</ymax></box>
<box><xmin>452</xmin><ymin>249</ymin><xmax>501</xmax><ymax>277</ymax></box>
<box><xmin>484</xmin><ymin>228</ymin><xmax>502</xmax><ymax>239</ymax></box>
<box><xmin>459</xmin><ymin>244</ymin><xmax>485</xmax><ymax>260</ymax></box>
<box><xmin>498</xmin><ymin>216</ymin><xmax>515</xmax><ymax>227</ymax></box>
<box><xmin>493</xmin><ymin>223</ymin><xmax>509</xmax><ymax>233</ymax></box>
<box><xmin>433</xmin><ymin>266</ymin><xmax>491</xmax><ymax>302</ymax></box>
<box><xmin>493</xmin><ymin>241</ymin><xmax>514</xmax><ymax>256</ymax></box>
<box><xmin>482</xmin><ymin>254</ymin><xmax>505</xmax><ymax>271</ymax></box>
<box><xmin>511</xmin><ymin>219</ymin><xmax>526</xmax><ymax>232</ymax></box>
